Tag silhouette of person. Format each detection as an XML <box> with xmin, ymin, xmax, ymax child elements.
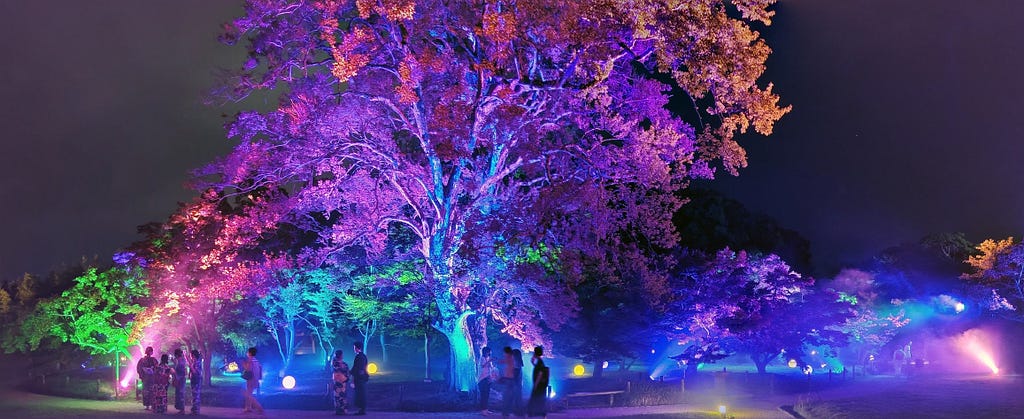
<box><xmin>173</xmin><ymin>348</ymin><xmax>188</xmax><ymax>414</ymax></box>
<box><xmin>136</xmin><ymin>346</ymin><xmax>158</xmax><ymax>410</ymax></box>
<box><xmin>477</xmin><ymin>346</ymin><xmax>496</xmax><ymax>414</ymax></box>
<box><xmin>351</xmin><ymin>342</ymin><xmax>369</xmax><ymax>415</ymax></box>
<box><xmin>189</xmin><ymin>349</ymin><xmax>203</xmax><ymax>415</ymax></box>
<box><xmin>152</xmin><ymin>353</ymin><xmax>173</xmax><ymax>413</ymax></box>
<box><xmin>527</xmin><ymin>347</ymin><xmax>548</xmax><ymax>417</ymax></box>
<box><xmin>241</xmin><ymin>347</ymin><xmax>264</xmax><ymax>414</ymax></box>
<box><xmin>332</xmin><ymin>349</ymin><xmax>350</xmax><ymax>415</ymax></box>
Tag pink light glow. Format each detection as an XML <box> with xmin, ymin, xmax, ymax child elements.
<box><xmin>956</xmin><ymin>329</ymin><xmax>1000</xmax><ymax>375</ymax></box>
<box><xmin>119</xmin><ymin>341</ymin><xmax>151</xmax><ymax>388</ymax></box>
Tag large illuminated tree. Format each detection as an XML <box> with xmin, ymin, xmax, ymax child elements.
<box><xmin>204</xmin><ymin>0</ymin><xmax>788</xmax><ymax>390</ymax></box>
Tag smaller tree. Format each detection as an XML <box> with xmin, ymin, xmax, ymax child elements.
<box><xmin>341</xmin><ymin>262</ymin><xmax>420</xmax><ymax>362</ymax></box>
<box><xmin>259</xmin><ymin>276</ymin><xmax>306</xmax><ymax>376</ymax></box>
<box><xmin>664</xmin><ymin>249</ymin><xmax>851</xmax><ymax>373</ymax></box>
<box><xmin>963</xmin><ymin>236</ymin><xmax>1024</xmax><ymax>320</ymax></box>
<box><xmin>298</xmin><ymin>267</ymin><xmax>347</xmax><ymax>368</ymax></box>
<box><xmin>826</xmin><ymin>269</ymin><xmax>910</xmax><ymax>373</ymax></box>
<box><xmin>20</xmin><ymin>265</ymin><xmax>148</xmax><ymax>388</ymax></box>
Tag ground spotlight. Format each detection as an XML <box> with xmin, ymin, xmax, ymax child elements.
<box><xmin>282</xmin><ymin>375</ymin><xmax>296</xmax><ymax>389</ymax></box>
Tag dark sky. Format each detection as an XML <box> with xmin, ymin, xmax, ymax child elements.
<box><xmin>711</xmin><ymin>0</ymin><xmax>1024</xmax><ymax>273</ymax></box>
<box><xmin>1</xmin><ymin>1</ymin><xmax>1023</xmax><ymax>279</ymax></box>
<box><xmin>0</xmin><ymin>1</ymin><xmax>245</xmax><ymax>279</ymax></box>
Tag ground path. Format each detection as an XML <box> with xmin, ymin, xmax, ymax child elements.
<box><xmin>0</xmin><ymin>388</ymin><xmax>795</xmax><ymax>419</ymax></box>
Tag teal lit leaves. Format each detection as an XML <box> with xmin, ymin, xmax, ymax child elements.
<box><xmin>838</xmin><ymin>292</ymin><xmax>859</xmax><ymax>305</ymax></box>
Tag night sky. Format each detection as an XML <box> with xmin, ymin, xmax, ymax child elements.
<box><xmin>2</xmin><ymin>1</ymin><xmax>1023</xmax><ymax>280</ymax></box>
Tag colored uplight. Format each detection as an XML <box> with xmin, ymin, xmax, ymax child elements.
<box><xmin>282</xmin><ymin>376</ymin><xmax>296</xmax><ymax>389</ymax></box>
<box><xmin>367</xmin><ymin>362</ymin><xmax>378</xmax><ymax>374</ymax></box>
<box><xmin>120</xmin><ymin>377</ymin><xmax>133</xmax><ymax>388</ymax></box>
<box><xmin>719</xmin><ymin>405</ymin><xmax>727</xmax><ymax>415</ymax></box>
<box><xmin>958</xmin><ymin>330</ymin><xmax>999</xmax><ymax>375</ymax></box>
<box><xmin>967</xmin><ymin>342</ymin><xmax>999</xmax><ymax>374</ymax></box>
<box><xmin>573</xmin><ymin>364</ymin><xmax>585</xmax><ymax>376</ymax></box>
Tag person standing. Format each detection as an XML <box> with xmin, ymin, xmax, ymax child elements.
<box><xmin>526</xmin><ymin>347</ymin><xmax>548</xmax><ymax>418</ymax></box>
<box><xmin>173</xmin><ymin>348</ymin><xmax>188</xmax><ymax>414</ymax></box>
<box><xmin>189</xmin><ymin>349</ymin><xmax>203</xmax><ymax>415</ymax></box>
<box><xmin>241</xmin><ymin>347</ymin><xmax>264</xmax><ymax>415</ymax></box>
<box><xmin>152</xmin><ymin>354</ymin><xmax>173</xmax><ymax>414</ymax></box>
<box><xmin>500</xmin><ymin>347</ymin><xmax>516</xmax><ymax>418</ymax></box>
<box><xmin>477</xmin><ymin>346</ymin><xmax>496</xmax><ymax>415</ymax></box>
<box><xmin>331</xmin><ymin>349</ymin><xmax>350</xmax><ymax>415</ymax></box>
<box><xmin>136</xmin><ymin>347</ymin><xmax>158</xmax><ymax>410</ymax></box>
<box><xmin>351</xmin><ymin>342</ymin><xmax>369</xmax><ymax>416</ymax></box>
<box><xmin>511</xmin><ymin>349</ymin><xmax>525</xmax><ymax>416</ymax></box>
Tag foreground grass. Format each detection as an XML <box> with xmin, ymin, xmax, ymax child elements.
<box><xmin>793</xmin><ymin>374</ymin><xmax>1024</xmax><ymax>419</ymax></box>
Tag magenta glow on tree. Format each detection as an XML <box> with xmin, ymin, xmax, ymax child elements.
<box><xmin>202</xmin><ymin>0</ymin><xmax>788</xmax><ymax>391</ymax></box>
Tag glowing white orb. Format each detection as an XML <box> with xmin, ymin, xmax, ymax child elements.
<box><xmin>788</xmin><ymin>359</ymin><xmax>797</xmax><ymax>368</ymax></box>
<box><xmin>955</xmin><ymin>302</ymin><xmax>965</xmax><ymax>313</ymax></box>
<box><xmin>602</xmin><ymin>361</ymin><xmax>609</xmax><ymax>369</ymax></box>
<box><xmin>282</xmin><ymin>375</ymin><xmax>296</xmax><ymax>389</ymax></box>
<box><xmin>719</xmin><ymin>405</ymin><xmax>727</xmax><ymax>415</ymax></box>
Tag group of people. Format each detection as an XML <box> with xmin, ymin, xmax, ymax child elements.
<box><xmin>477</xmin><ymin>346</ymin><xmax>549</xmax><ymax>418</ymax></box>
<box><xmin>135</xmin><ymin>346</ymin><xmax>203</xmax><ymax>415</ymax></box>
<box><xmin>331</xmin><ymin>342</ymin><xmax>371</xmax><ymax>416</ymax></box>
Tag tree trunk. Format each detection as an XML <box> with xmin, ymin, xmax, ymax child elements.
<box><xmin>359</xmin><ymin>319</ymin><xmax>377</xmax><ymax>362</ymax></box>
<box><xmin>203</xmin><ymin>351</ymin><xmax>214</xmax><ymax>387</ymax></box>
<box><xmin>423</xmin><ymin>331</ymin><xmax>431</xmax><ymax>381</ymax></box>
<box><xmin>593</xmin><ymin>361</ymin><xmax>604</xmax><ymax>379</ymax></box>
<box><xmin>380</xmin><ymin>333</ymin><xmax>388</xmax><ymax>364</ymax></box>
<box><xmin>436</xmin><ymin>311</ymin><xmax>476</xmax><ymax>392</ymax></box>
<box><xmin>752</xmin><ymin>353</ymin><xmax>774</xmax><ymax>374</ymax></box>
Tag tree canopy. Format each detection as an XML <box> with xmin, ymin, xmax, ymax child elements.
<box><xmin>200</xmin><ymin>0</ymin><xmax>788</xmax><ymax>390</ymax></box>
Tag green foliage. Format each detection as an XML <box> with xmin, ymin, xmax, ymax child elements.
<box><xmin>23</xmin><ymin>267</ymin><xmax>148</xmax><ymax>356</ymax></box>
<box><xmin>342</xmin><ymin>262</ymin><xmax>419</xmax><ymax>324</ymax></box>
<box><xmin>515</xmin><ymin>243</ymin><xmax>561</xmax><ymax>276</ymax></box>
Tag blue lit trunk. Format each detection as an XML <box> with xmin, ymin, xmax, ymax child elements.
<box><xmin>437</xmin><ymin>310</ymin><xmax>476</xmax><ymax>392</ymax></box>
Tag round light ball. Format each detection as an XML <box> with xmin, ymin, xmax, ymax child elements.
<box><xmin>572</xmin><ymin>364</ymin><xmax>585</xmax><ymax>376</ymax></box>
<box><xmin>282</xmin><ymin>375</ymin><xmax>296</xmax><ymax>389</ymax></box>
<box><xmin>367</xmin><ymin>362</ymin><xmax>379</xmax><ymax>374</ymax></box>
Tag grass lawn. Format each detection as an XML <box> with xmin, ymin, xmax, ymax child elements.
<box><xmin>794</xmin><ymin>374</ymin><xmax>1024</xmax><ymax>419</ymax></box>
